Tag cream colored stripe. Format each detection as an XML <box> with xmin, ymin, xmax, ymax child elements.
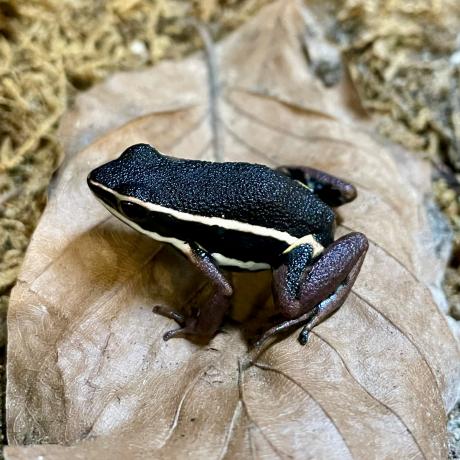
<box><xmin>97</xmin><ymin>198</ymin><xmax>270</xmax><ymax>270</ymax></box>
<box><xmin>282</xmin><ymin>234</ymin><xmax>324</xmax><ymax>257</ymax></box>
<box><xmin>212</xmin><ymin>253</ymin><xmax>270</xmax><ymax>271</ymax></box>
<box><xmin>96</xmin><ymin>197</ymin><xmax>191</xmax><ymax>256</ymax></box>
<box><xmin>90</xmin><ymin>180</ymin><xmax>299</xmax><ymax>245</ymax></box>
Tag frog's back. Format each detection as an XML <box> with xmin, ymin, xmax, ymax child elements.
<box><xmin>91</xmin><ymin>144</ymin><xmax>335</xmax><ymax>268</ymax></box>
<box><xmin>113</xmin><ymin>145</ymin><xmax>333</xmax><ymax>238</ymax></box>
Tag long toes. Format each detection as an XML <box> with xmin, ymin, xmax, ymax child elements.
<box><xmin>163</xmin><ymin>325</ymin><xmax>212</xmax><ymax>342</ymax></box>
<box><xmin>153</xmin><ymin>305</ymin><xmax>186</xmax><ymax>325</ymax></box>
<box><xmin>253</xmin><ymin>334</ymin><xmax>269</xmax><ymax>349</ymax></box>
<box><xmin>253</xmin><ymin>322</ymin><xmax>286</xmax><ymax>348</ymax></box>
<box><xmin>298</xmin><ymin>327</ymin><xmax>310</xmax><ymax>345</ymax></box>
<box><xmin>163</xmin><ymin>327</ymin><xmax>186</xmax><ymax>341</ymax></box>
<box><xmin>254</xmin><ymin>324</ymin><xmax>289</xmax><ymax>348</ymax></box>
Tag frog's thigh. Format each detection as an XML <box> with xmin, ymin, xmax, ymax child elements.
<box><xmin>296</xmin><ymin>232</ymin><xmax>368</xmax><ymax>343</ymax></box>
<box><xmin>262</xmin><ymin>232</ymin><xmax>368</xmax><ymax>346</ymax></box>
<box><xmin>272</xmin><ymin>242</ymin><xmax>315</xmax><ymax>319</ymax></box>
<box><xmin>276</xmin><ymin>165</ymin><xmax>357</xmax><ymax>207</ymax></box>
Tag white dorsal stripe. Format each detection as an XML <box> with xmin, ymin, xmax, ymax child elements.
<box><xmin>90</xmin><ymin>180</ymin><xmax>300</xmax><ymax>244</ymax></box>
<box><xmin>96</xmin><ymin>197</ymin><xmax>192</xmax><ymax>256</ymax></box>
<box><xmin>90</xmin><ymin>180</ymin><xmax>324</xmax><ymax>258</ymax></box>
<box><xmin>211</xmin><ymin>253</ymin><xmax>270</xmax><ymax>271</ymax></box>
<box><xmin>97</xmin><ymin>198</ymin><xmax>270</xmax><ymax>270</ymax></box>
<box><xmin>282</xmin><ymin>234</ymin><xmax>324</xmax><ymax>257</ymax></box>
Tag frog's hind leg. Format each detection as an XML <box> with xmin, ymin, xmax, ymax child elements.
<box><xmin>258</xmin><ymin>232</ymin><xmax>368</xmax><ymax>347</ymax></box>
<box><xmin>154</xmin><ymin>242</ymin><xmax>233</xmax><ymax>342</ymax></box>
<box><xmin>276</xmin><ymin>165</ymin><xmax>357</xmax><ymax>207</ymax></box>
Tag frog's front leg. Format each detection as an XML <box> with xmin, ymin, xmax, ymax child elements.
<box><xmin>257</xmin><ymin>232</ymin><xmax>368</xmax><ymax>346</ymax></box>
<box><xmin>154</xmin><ymin>242</ymin><xmax>233</xmax><ymax>341</ymax></box>
<box><xmin>277</xmin><ymin>165</ymin><xmax>357</xmax><ymax>207</ymax></box>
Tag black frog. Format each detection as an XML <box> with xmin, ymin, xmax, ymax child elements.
<box><xmin>87</xmin><ymin>143</ymin><xmax>368</xmax><ymax>345</ymax></box>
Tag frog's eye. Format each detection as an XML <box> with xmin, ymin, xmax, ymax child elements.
<box><xmin>119</xmin><ymin>201</ymin><xmax>149</xmax><ymax>221</ymax></box>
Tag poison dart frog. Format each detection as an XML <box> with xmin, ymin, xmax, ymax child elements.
<box><xmin>88</xmin><ymin>143</ymin><xmax>368</xmax><ymax>346</ymax></box>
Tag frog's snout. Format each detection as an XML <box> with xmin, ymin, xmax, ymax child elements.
<box><xmin>87</xmin><ymin>163</ymin><xmax>120</xmax><ymax>209</ymax></box>
<box><xmin>88</xmin><ymin>162</ymin><xmax>110</xmax><ymax>187</ymax></box>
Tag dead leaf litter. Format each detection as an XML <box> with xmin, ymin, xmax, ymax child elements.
<box><xmin>1</xmin><ymin>0</ymin><xmax>460</xmax><ymax>458</ymax></box>
<box><xmin>5</xmin><ymin>2</ymin><xmax>460</xmax><ymax>458</ymax></box>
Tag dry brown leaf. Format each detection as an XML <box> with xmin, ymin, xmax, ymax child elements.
<box><xmin>5</xmin><ymin>1</ymin><xmax>460</xmax><ymax>459</ymax></box>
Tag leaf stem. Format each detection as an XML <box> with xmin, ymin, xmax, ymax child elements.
<box><xmin>191</xmin><ymin>19</ymin><xmax>224</xmax><ymax>162</ymax></box>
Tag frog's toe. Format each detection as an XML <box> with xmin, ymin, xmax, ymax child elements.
<box><xmin>298</xmin><ymin>327</ymin><xmax>310</xmax><ymax>345</ymax></box>
<box><xmin>163</xmin><ymin>327</ymin><xmax>186</xmax><ymax>341</ymax></box>
<box><xmin>254</xmin><ymin>310</ymin><xmax>313</xmax><ymax>348</ymax></box>
<box><xmin>153</xmin><ymin>305</ymin><xmax>186</xmax><ymax>326</ymax></box>
<box><xmin>162</xmin><ymin>321</ymin><xmax>209</xmax><ymax>342</ymax></box>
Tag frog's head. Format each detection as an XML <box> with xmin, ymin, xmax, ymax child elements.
<box><xmin>87</xmin><ymin>143</ymin><xmax>163</xmax><ymax>222</ymax></box>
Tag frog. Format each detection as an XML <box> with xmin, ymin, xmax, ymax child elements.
<box><xmin>87</xmin><ymin>143</ymin><xmax>368</xmax><ymax>346</ymax></box>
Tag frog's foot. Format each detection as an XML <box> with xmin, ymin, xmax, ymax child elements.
<box><xmin>152</xmin><ymin>305</ymin><xmax>188</xmax><ymax>340</ymax></box>
<box><xmin>155</xmin><ymin>242</ymin><xmax>233</xmax><ymax>343</ymax></box>
<box><xmin>152</xmin><ymin>305</ymin><xmax>201</xmax><ymax>340</ymax></box>
<box><xmin>276</xmin><ymin>165</ymin><xmax>357</xmax><ymax>207</ymax></box>
<box><xmin>296</xmin><ymin>280</ymin><xmax>350</xmax><ymax>345</ymax></box>
<box><xmin>155</xmin><ymin>292</ymin><xmax>232</xmax><ymax>341</ymax></box>
<box><xmin>152</xmin><ymin>305</ymin><xmax>186</xmax><ymax>326</ymax></box>
<box><xmin>264</xmin><ymin>232</ymin><xmax>368</xmax><ymax>348</ymax></box>
<box><xmin>153</xmin><ymin>243</ymin><xmax>233</xmax><ymax>343</ymax></box>
<box><xmin>254</xmin><ymin>308</ymin><xmax>316</xmax><ymax>347</ymax></box>
<box><xmin>162</xmin><ymin>319</ymin><xmax>199</xmax><ymax>341</ymax></box>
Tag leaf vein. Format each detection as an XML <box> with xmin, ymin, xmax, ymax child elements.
<box><xmin>312</xmin><ymin>330</ymin><xmax>427</xmax><ymax>460</ymax></box>
<box><xmin>350</xmin><ymin>288</ymin><xmax>444</xmax><ymax>420</ymax></box>
<box><xmin>253</xmin><ymin>361</ymin><xmax>354</xmax><ymax>459</ymax></box>
<box><xmin>238</xmin><ymin>360</ymin><xmax>289</xmax><ymax>459</ymax></box>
